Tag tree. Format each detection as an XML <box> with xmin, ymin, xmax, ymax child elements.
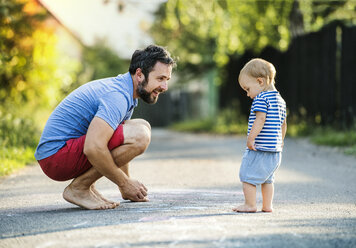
<box><xmin>0</xmin><ymin>0</ymin><xmax>80</xmax><ymax>109</ymax></box>
<box><xmin>151</xmin><ymin>0</ymin><xmax>294</xmax><ymax>75</ymax></box>
<box><xmin>151</xmin><ymin>0</ymin><xmax>356</xmax><ymax>79</ymax></box>
<box><xmin>0</xmin><ymin>0</ymin><xmax>81</xmax><ymax>147</ymax></box>
<box><xmin>299</xmin><ymin>0</ymin><xmax>356</xmax><ymax>33</ymax></box>
<box><xmin>0</xmin><ymin>0</ymin><xmax>43</xmax><ymax>104</ymax></box>
<box><xmin>62</xmin><ymin>41</ymin><xmax>129</xmax><ymax>96</ymax></box>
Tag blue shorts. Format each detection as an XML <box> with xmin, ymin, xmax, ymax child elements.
<box><xmin>239</xmin><ymin>150</ymin><xmax>282</xmax><ymax>186</ymax></box>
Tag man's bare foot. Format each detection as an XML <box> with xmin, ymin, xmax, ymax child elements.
<box><xmin>119</xmin><ymin>187</ymin><xmax>129</xmax><ymax>200</ymax></box>
<box><xmin>90</xmin><ymin>185</ymin><xmax>120</xmax><ymax>207</ymax></box>
<box><xmin>63</xmin><ymin>185</ymin><xmax>117</xmax><ymax>210</ymax></box>
<box><xmin>232</xmin><ymin>204</ymin><xmax>257</xmax><ymax>213</ymax></box>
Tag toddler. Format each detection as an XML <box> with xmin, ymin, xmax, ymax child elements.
<box><xmin>233</xmin><ymin>58</ymin><xmax>287</xmax><ymax>213</ymax></box>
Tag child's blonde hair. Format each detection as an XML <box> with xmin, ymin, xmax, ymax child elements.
<box><xmin>239</xmin><ymin>58</ymin><xmax>276</xmax><ymax>86</ymax></box>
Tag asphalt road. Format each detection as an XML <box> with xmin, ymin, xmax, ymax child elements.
<box><xmin>0</xmin><ymin>129</ymin><xmax>355</xmax><ymax>248</ymax></box>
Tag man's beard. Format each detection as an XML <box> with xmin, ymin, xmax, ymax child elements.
<box><xmin>137</xmin><ymin>78</ymin><xmax>159</xmax><ymax>104</ymax></box>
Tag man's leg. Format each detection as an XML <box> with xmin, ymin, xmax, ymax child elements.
<box><xmin>63</xmin><ymin>167</ymin><xmax>116</xmax><ymax>210</ymax></box>
<box><xmin>111</xmin><ymin>119</ymin><xmax>151</xmax><ymax>167</ymax></box>
<box><xmin>111</xmin><ymin>119</ymin><xmax>151</xmax><ymax>200</ymax></box>
<box><xmin>120</xmin><ymin>164</ymin><xmax>130</xmax><ymax>177</ymax></box>
<box><xmin>63</xmin><ymin>119</ymin><xmax>151</xmax><ymax>209</ymax></box>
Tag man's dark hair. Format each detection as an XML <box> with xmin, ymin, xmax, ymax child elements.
<box><xmin>129</xmin><ymin>45</ymin><xmax>176</xmax><ymax>80</ymax></box>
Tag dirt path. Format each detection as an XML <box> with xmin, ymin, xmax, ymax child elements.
<box><xmin>0</xmin><ymin>129</ymin><xmax>355</xmax><ymax>247</ymax></box>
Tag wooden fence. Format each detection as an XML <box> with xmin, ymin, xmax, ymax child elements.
<box><xmin>221</xmin><ymin>22</ymin><xmax>356</xmax><ymax>127</ymax></box>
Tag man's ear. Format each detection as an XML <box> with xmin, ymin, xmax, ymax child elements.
<box><xmin>136</xmin><ymin>68</ymin><xmax>144</xmax><ymax>82</ymax></box>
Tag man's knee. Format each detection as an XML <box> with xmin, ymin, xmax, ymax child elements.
<box><xmin>130</xmin><ymin>119</ymin><xmax>151</xmax><ymax>131</ymax></box>
<box><xmin>123</xmin><ymin>120</ymin><xmax>151</xmax><ymax>154</ymax></box>
<box><xmin>134</xmin><ymin>124</ymin><xmax>151</xmax><ymax>153</ymax></box>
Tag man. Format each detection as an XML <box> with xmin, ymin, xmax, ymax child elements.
<box><xmin>35</xmin><ymin>45</ymin><xmax>176</xmax><ymax>210</ymax></box>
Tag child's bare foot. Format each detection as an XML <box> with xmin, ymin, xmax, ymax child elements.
<box><xmin>232</xmin><ymin>204</ymin><xmax>257</xmax><ymax>213</ymax></box>
<box><xmin>262</xmin><ymin>207</ymin><xmax>273</xmax><ymax>212</ymax></box>
<box><xmin>63</xmin><ymin>185</ymin><xmax>116</xmax><ymax>210</ymax></box>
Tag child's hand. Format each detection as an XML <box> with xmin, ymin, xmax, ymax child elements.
<box><xmin>247</xmin><ymin>138</ymin><xmax>257</xmax><ymax>151</ymax></box>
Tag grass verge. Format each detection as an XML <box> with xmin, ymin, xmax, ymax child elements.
<box><xmin>170</xmin><ymin>119</ymin><xmax>247</xmax><ymax>135</ymax></box>
<box><xmin>0</xmin><ymin>146</ymin><xmax>36</xmax><ymax>177</ymax></box>
<box><xmin>311</xmin><ymin>128</ymin><xmax>356</xmax><ymax>156</ymax></box>
<box><xmin>0</xmin><ymin>111</ymin><xmax>39</xmax><ymax>177</ymax></box>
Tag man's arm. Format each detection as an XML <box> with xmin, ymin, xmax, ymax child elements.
<box><xmin>84</xmin><ymin>117</ymin><xmax>147</xmax><ymax>201</ymax></box>
<box><xmin>247</xmin><ymin>111</ymin><xmax>266</xmax><ymax>151</ymax></box>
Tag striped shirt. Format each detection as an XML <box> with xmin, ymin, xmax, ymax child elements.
<box><xmin>247</xmin><ymin>91</ymin><xmax>287</xmax><ymax>152</ymax></box>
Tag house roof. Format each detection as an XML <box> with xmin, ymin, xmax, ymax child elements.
<box><xmin>34</xmin><ymin>0</ymin><xmax>84</xmax><ymax>46</ymax></box>
<box><xmin>36</xmin><ymin>0</ymin><xmax>163</xmax><ymax>59</ymax></box>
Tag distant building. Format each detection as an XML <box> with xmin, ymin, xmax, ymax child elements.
<box><xmin>38</xmin><ymin>0</ymin><xmax>162</xmax><ymax>59</ymax></box>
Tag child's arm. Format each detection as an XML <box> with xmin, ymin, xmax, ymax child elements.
<box><xmin>281</xmin><ymin>118</ymin><xmax>287</xmax><ymax>147</ymax></box>
<box><xmin>282</xmin><ymin>118</ymin><xmax>287</xmax><ymax>140</ymax></box>
<box><xmin>247</xmin><ymin>111</ymin><xmax>266</xmax><ymax>151</ymax></box>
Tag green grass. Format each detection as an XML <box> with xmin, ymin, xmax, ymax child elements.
<box><xmin>0</xmin><ymin>146</ymin><xmax>36</xmax><ymax>177</ymax></box>
<box><xmin>170</xmin><ymin>119</ymin><xmax>217</xmax><ymax>133</ymax></box>
<box><xmin>0</xmin><ymin>110</ymin><xmax>39</xmax><ymax>177</ymax></box>
<box><xmin>345</xmin><ymin>145</ymin><xmax>356</xmax><ymax>156</ymax></box>
<box><xmin>170</xmin><ymin>104</ymin><xmax>248</xmax><ymax>135</ymax></box>
<box><xmin>310</xmin><ymin>128</ymin><xmax>356</xmax><ymax>156</ymax></box>
<box><xmin>311</xmin><ymin>128</ymin><xmax>356</xmax><ymax>146</ymax></box>
<box><xmin>170</xmin><ymin>118</ymin><xmax>247</xmax><ymax>135</ymax></box>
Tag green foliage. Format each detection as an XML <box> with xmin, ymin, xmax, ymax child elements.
<box><xmin>310</xmin><ymin>126</ymin><xmax>356</xmax><ymax>156</ymax></box>
<box><xmin>170</xmin><ymin>119</ymin><xmax>215</xmax><ymax>133</ymax></box>
<box><xmin>170</xmin><ymin>118</ymin><xmax>247</xmax><ymax>135</ymax></box>
<box><xmin>0</xmin><ymin>0</ymin><xmax>46</xmax><ymax>104</ymax></box>
<box><xmin>1</xmin><ymin>0</ymin><xmax>81</xmax><ymax>109</ymax></box>
<box><xmin>170</xmin><ymin>103</ymin><xmax>247</xmax><ymax>135</ymax></box>
<box><xmin>300</xmin><ymin>0</ymin><xmax>356</xmax><ymax>32</ymax></box>
<box><xmin>152</xmin><ymin>0</ymin><xmax>294</xmax><ymax>74</ymax></box>
<box><xmin>311</xmin><ymin>127</ymin><xmax>356</xmax><ymax>147</ymax></box>
<box><xmin>152</xmin><ymin>0</ymin><xmax>356</xmax><ymax>78</ymax></box>
<box><xmin>345</xmin><ymin>145</ymin><xmax>356</xmax><ymax>156</ymax></box>
<box><xmin>214</xmin><ymin>104</ymin><xmax>247</xmax><ymax>134</ymax></box>
<box><xmin>83</xmin><ymin>42</ymin><xmax>129</xmax><ymax>80</ymax></box>
<box><xmin>285</xmin><ymin>114</ymin><xmax>313</xmax><ymax>137</ymax></box>
<box><xmin>0</xmin><ymin>107</ymin><xmax>38</xmax><ymax>177</ymax></box>
<box><xmin>0</xmin><ymin>146</ymin><xmax>35</xmax><ymax>176</ymax></box>
<box><xmin>28</xmin><ymin>29</ymin><xmax>81</xmax><ymax>109</ymax></box>
<box><xmin>0</xmin><ymin>109</ymin><xmax>39</xmax><ymax>148</ymax></box>
<box><xmin>63</xmin><ymin>42</ymin><xmax>129</xmax><ymax>95</ymax></box>
<box><xmin>0</xmin><ymin>0</ymin><xmax>81</xmax><ymax>177</ymax></box>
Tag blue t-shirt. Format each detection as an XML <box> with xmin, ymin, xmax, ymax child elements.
<box><xmin>247</xmin><ymin>91</ymin><xmax>286</xmax><ymax>152</ymax></box>
<box><xmin>35</xmin><ymin>72</ymin><xmax>138</xmax><ymax>160</ymax></box>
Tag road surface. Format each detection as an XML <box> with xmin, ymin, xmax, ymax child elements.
<box><xmin>0</xmin><ymin>129</ymin><xmax>355</xmax><ymax>247</ymax></box>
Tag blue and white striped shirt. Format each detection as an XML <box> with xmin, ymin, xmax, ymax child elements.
<box><xmin>247</xmin><ymin>91</ymin><xmax>286</xmax><ymax>152</ymax></box>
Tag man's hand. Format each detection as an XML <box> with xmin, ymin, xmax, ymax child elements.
<box><xmin>119</xmin><ymin>178</ymin><xmax>148</xmax><ymax>202</ymax></box>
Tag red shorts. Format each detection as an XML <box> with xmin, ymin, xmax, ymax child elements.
<box><xmin>38</xmin><ymin>124</ymin><xmax>124</xmax><ymax>181</ymax></box>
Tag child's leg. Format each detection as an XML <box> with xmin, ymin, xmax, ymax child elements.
<box><xmin>232</xmin><ymin>182</ymin><xmax>257</xmax><ymax>212</ymax></box>
<box><xmin>261</xmin><ymin>183</ymin><xmax>274</xmax><ymax>212</ymax></box>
